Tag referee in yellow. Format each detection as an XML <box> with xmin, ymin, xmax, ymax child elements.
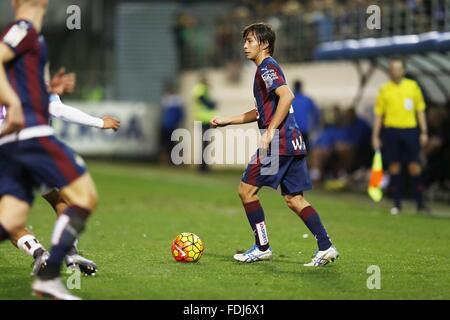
<box><xmin>372</xmin><ymin>57</ymin><xmax>429</xmax><ymax>215</ymax></box>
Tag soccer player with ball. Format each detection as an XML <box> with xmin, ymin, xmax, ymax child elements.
<box><xmin>210</xmin><ymin>23</ymin><xmax>339</xmax><ymax>266</ymax></box>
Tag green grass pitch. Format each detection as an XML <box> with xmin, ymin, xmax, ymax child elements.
<box><xmin>1</xmin><ymin>161</ymin><xmax>450</xmax><ymax>299</ymax></box>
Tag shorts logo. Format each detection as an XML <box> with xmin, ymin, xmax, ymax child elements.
<box><xmin>256</xmin><ymin>222</ymin><xmax>269</xmax><ymax>246</ymax></box>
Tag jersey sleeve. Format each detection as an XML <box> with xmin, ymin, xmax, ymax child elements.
<box><xmin>1</xmin><ymin>21</ymin><xmax>37</xmax><ymax>56</ymax></box>
<box><xmin>374</xmin><ymin>87</ymin><xmax>385</xmax><ymax>116</ymax></box>
<box><xmin>413</xmin><ymin>82</ymin><xmax>426</xmax><ymax>112</ymax></box>
<box><xmin>261</xmin><ymin>63</ymin><xmax>286</xmax><ymax>92</ymax></box>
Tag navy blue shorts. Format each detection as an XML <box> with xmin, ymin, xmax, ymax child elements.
<box><xmin>242</xmin><ymin>152</ymin><xmax>312</xmax><ymax>195</ymax></box>
<box><xmin>382</xmin><ymin>128</ymin><xmax>420</xmax><ymax>164</ymax></box>
<box><xmin>0</xmin><ymin>136</ymin><xmax>86</xmax><ymax>204</ymax></box>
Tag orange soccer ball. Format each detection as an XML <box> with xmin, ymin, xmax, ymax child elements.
<box><xmin>171</xmin><ymin>232</ymin><xmax>204</xmax><ymax>262</ymax></box>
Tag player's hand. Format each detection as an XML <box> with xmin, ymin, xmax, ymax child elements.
<box><xmin>419</xmin><ymin>132</ymin><xmax>428</xmax><ymax>147</ymax></box>
<box><xmin>260</xmin><ymin>129</ymin><xmax>275</xmax><ymax>150</ymax></box>
<box><xmin>102</xmin><ymin>116</ymin><xmax>121</xmax><ymax>131</ymax></box>
<box><xmin>372</xmin><ymin>136</ymin><xmax>382</xmax><ymax>151</ymax></box>
<box><xmin>49</xmin><ymin>67</ymin><xmax>76</xmax><ymax>95</ymax></box>
<box><xmin>210</xmin><ymin>117</ymin><xmax>228</xmax><ymax>128</ymax></box>
<box><xmin>0</xmin><ymin>103</ymin><xmax>25</xmax><ymax>137</ymax></box>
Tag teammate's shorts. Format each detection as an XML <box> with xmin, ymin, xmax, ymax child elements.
<box><xmin>242</xmin><ymin>152</ymin><xmax>312</xmax><ymax>195</ymax></box>
<box><xmin>0</xmin><ymin>135</ymin><xmax>86</xmax><ymax>204</ymax></box>
<box><xmin>382</xmin><ymin>127</ymin><xmax>420</xmax><ymax>164</ymax></box>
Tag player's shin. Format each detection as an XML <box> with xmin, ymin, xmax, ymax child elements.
<box><xmin>298</xmin><ymin>206</ymin><xmax>332</xmax><ymax>251</ymax></box>
<box><xmin>243</xmin><ymin>200</ymin><xmax>270</xmax><ymax>251</ymax></box>
<box><xmin>0</xmin><ymin>224</ymin><xmax>10</xmax><ymax>242</ymax></box>
<box><xmin>37</xmin><ymin>205</ymin><xmax>90</xmax><ymax>280</ymax></box>
<box><xmin>411</xmin><ymin>175</ymin><xmax>425</xmax><ymax>209</ymax></box>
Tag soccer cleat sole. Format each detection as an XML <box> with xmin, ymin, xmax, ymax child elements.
<box><xmin>32</xmin><ymin>290</ymin><xmax>59</xmax><ymax>300</ymax></box>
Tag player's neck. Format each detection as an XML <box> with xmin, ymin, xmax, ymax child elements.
<box><xmin>16</xmin><ymin>7</ymin><xmax>45</xmax><ymax>32</ymax></box>
<box><xmin>254</xmin><ymin>52</ymin><xmax>270</xmax><ymax>66</ymax></box>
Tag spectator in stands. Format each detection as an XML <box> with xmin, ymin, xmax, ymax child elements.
<box><xmin>160</xmin><ymin>83</ymin><xmax>185</xmax><ymax>165</ymax></box>
<box><xmin>291</xmin><ymin>80</ymin><xmax>321</xmax><ymax>149</ymax></box>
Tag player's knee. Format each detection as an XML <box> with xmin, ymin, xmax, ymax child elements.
<box><xmin>284</xmin><ymin>194</ymin><xmax>309</xmax><ymax>211</ymax></box>
<box><xmin>408</xmin><ymin>162</ymin><xmax>422</xmax><ymax>175</ymax></box>
<box><xmin>2</xmin><ymin>220</ymin><xmax>27</xmax><ymax>237</ymax></box>
<box><xmin>284</xmin><ymin>196</ymin><xmax>297</xmax><ymax>210</ymax></box>
<box><xmin>71</xmin><ymin>189</ymin><xmax>98</xmax><ymax>211</ymax></box>
<box><xmin>237</xmin><ymin>183</ymin><xmax>253</xmax><ymax>202</ymax></box>
<box><xmin>86</xmin><ymin>190</ymin><xmax>98</xmax><ymax>210</ymax></box>
<box><xmin>389</xmin><ymin>163</ymin><xmax>401</xmax><ymax>174</ymax></box>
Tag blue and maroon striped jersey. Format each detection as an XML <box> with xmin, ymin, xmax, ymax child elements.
<box><xmin>1</xmin><ymin>20</ymin><xmax>49</xmax><ymax>129</ymax></box>
<box><xmin>253</xmin><ymin>56</ymin><xmax>306</xmax><ymax>156</ymax></box>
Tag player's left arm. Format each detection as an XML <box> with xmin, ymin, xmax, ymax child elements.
<box><xmin>261</xmin><ymin>85</ymin><xmax>294</xmax><ymax>149</ymax></box>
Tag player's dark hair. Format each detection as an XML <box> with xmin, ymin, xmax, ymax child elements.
<box><xmin>242</xmin><ymin>23</ymin><xmax>276</xmax><ymax>55</ymax></box>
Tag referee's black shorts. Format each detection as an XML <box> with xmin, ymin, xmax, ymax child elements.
<box><xmin>382</xmin><ymin>127</ymin><xmax>420</xmax><ymax>164</ymax></box>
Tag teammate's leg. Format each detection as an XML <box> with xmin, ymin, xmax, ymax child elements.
<box><xmin>0</xmin><ymin>196</ymin><xmax>30</xmax><ymax>244</ymax></box>
<box><xmin>42</xmin><ymin>189</ymin><xmax>97</xmax><ymax>275</ymax></box>
<box><xmin>11</xmin><ymin>228</ymin><xmax>46</xmax><ymax>259</ymax></box>
<box><xmin>37</xmin><ymin>173</ymin><xmax>98</xmax><ymax>280</ymax></box>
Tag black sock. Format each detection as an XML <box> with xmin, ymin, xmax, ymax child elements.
<box><xmin>411</xmin><ymin>175</ymin><xmax>425</xmax><ymax>209</ymax></box>
<box><xmin>38</xmin><ymin>206</ymin><xmax>90</xmax><ymax>280</ymax></box>
<box><xmin>390</xmin><ymin>173</ymin><xmax>402</xmax><ymax>209</ymax></box>
<box><xmin>0</xmin><ymin>224</ymin><xmax>9</xmax><ymax>242</ymax></box>
<box><xmin>243</xmin><ymin>200</ymin><xmax>270</xmax><ymax>251</ymax></box>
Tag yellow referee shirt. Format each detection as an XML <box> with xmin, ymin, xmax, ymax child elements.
<box><xmin>374</xmin><ymin>78</ymin><xmax>426</xmax><ymax>128</ymax></box>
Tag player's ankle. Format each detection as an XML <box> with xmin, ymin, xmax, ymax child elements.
<box><xmin>33</xmin><ymin>247</ymin><xmax>46</xmax><ymax>260</ymax></box>
<box><xmin>37</xmin><ymin>263</ymin><xmax>60</xmax><ymax>280</ymax></box>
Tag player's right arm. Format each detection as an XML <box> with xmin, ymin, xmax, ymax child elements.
<box><xmin>210</xmin><ymin>108</ymin><xmax>257</xmax><ymax>128</ymax></box>
<box><xmin>0</xmin><ymin>42</ymin><xmax>25</xmax><ymax>136</ymax></box>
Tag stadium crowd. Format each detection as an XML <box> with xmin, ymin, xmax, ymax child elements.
<box><xmin>174</xmin><ymin>0</ymin><xmax>449</xmax><ymax>68</ymax></box>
